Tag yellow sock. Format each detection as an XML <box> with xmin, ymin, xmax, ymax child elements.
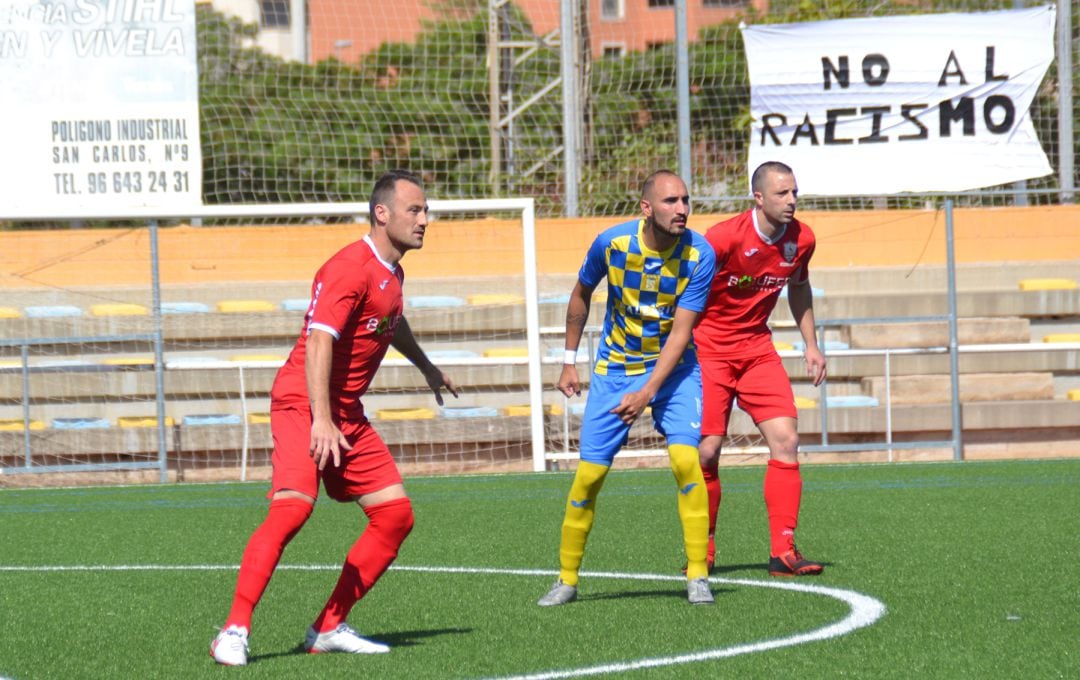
<box><xmin>669</xmin><ymin>443</ymin><xmax>709</xmax><ymax>580</ymax></box>
<box><xmin>557</xmin><ymin>460</ymin><xmax>609</xmax><ymax>586</ymax></box>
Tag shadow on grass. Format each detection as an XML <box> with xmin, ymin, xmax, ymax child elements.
<box><xmin>248</xmin><ymin>627</ymin><xmax>472</xmax><ymax>663</ymax></box>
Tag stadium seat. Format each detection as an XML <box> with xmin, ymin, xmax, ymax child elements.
<box><xmin>228</xmin><ymin>354</ymin><xmax>286</xmax><ymax>363</ymax></box>
<box><xmin>546</xmin><ymin>347</ymin><xmax>590</xmax><ymax>361</ymax></box>
<box><xmin>1042</xmin><ymin>334</ymin><xmax>1080</xmax><ymax>343</ymax></box>
<box><xmin>248</xmin><ymin>413</ymin><xmax>272</xmax><ymax>424</ymax></box>
<box><xmin>25</xmin><ymin>304</ymin><xmax>83</xmax><ymax>317</ymax></box>
<box><xmin>1018</xmin><ymin>278</ymin><xmax>1077</xmax><ymax>291</ymax></box>
<box><xmin>0</xmin><ymin>419</ymin><xmax>46</xmax><ymax>431</ymax></box>
<box><xmin>182</xmin><ymin>414</ymin><xmax>243</xmax><ymax>426</ymax></box>
<box><xmin>101</xmin><ymin>357</ymin><xmax>154</xmax><ymax>366</ymax></box>
<box><xmin>280</xmin><ymin>298</ymin><xmax>311</xmax><ymax>312</ymax></box>
<box><xmin>824</xmin><ymin>395</ymin><xmax>879</xmax><ymax>408</ymax></box>
<box><xmin>427</xmin><ymin>349</ymin><xmax>480</xmax><ymax>359</ymax></box>
<box><xmin>117</xmin><ymin>416</ymin><xmax>175</xmax><ymax>428</ymax></box>
<box><xmin>501</xmin><ymin>404</ymin><xmax>564</xmax><ymax>417</ymax></box>
<box><xmin>441</xmin><ymin>406</ymin><xmax>499</xmax><ymax>418</ymax></box>
<box><xmin>376</xmin><ymin>407</ymin><xmax>436</xmax><ymax>420</ymax></box>
<box><xmin>779</xmin><ymin>287</ymin><xmax>825</xmax><ymax>298</ymax></box>
<box><xmin>216</xmin><ymin>300</ymin><xmax>276</xmax><ymax>313</ymax></box>
<box><xmin>794</xmin><ymin>396</ymin><xmax>818</xmax><ymax>409</ymax></box>
<box><xmin>0</xmin><ymin>307</ymin><xmax>23</xmax><ymax>318</ymax></box>
<box><xmin>1068</xmin><ymin>389</ymin><xmax>1080</xmax><ymax>402</ymax></box>
<box><xmin>90</xmin><ymin>303</ymin><xmax>148</xmax><ymax>316</ymax></box>
<box><xmin>0</xmin><ymin>359</ymin><xmax>22</xmax><ymax>369</ymax></box>
<box><xmin>483</xmin><ymin>347</ymin><xmax>528</xmax><ymax>358</ymax></box>
<box><xmin>37</xmin><ymin>358</ymin><xmax>97</xmax><ymax>368</ymax></box>
<box><xmin>794</xmin><ymin>340</ymin><xmax>850</xmax><ymax>352</ymax></box>
<box><xmin>165</xmin><ymin>356</ymin><xmax>228</xmax><ymax>368</ymax></box>
<box><xmin>52</xmin><ymin>417</ymin><xmax>111</xmax><ymax>430</ymax></box>
<box><xmin>407</xmin><ymin>295</ymin><xmax>465</xmax><ymax>309</ymax></box>
<box><xmin>540</xmin><ymin>293</ymin><xmax>571</xmax><ymax>305</ymax></box>
<box><xmin>161</xmin><ymin>301</ymin><xmax>210</xmax><ymax>314</ymax></box>
<box><xmin>468</xmin><ymin>293</ymin><xmax>524</xmax><ymax>305</ymax></box>
<box><xmin>383</xmin><ymin>350</ymin><xmax>405</xmax><ymax>360</ymax></box>
<box><xmin>773</xmin><ymin>341</ymin><xmax>794</xmax><ymax>351</ymax></box>
<box><xmin>568</xmin><ymin>402</ymin><xmax>587</xmax><ymax>416</ymax></box>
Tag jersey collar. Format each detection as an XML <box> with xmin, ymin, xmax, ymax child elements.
<box><xmin>363</xmin><ymin>234</ymin><xmax>397</xmax><ymax>273</ymax></box>
<box><xmin>751</xmin><ymin>209</ymin><xmax>787</xmax><ymax>245</ymax></box>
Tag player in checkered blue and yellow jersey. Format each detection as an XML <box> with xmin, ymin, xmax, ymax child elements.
<box><xmin>537</xmin><ymin>170</ymin><xmax>717</xmax><ymax>607</ymax></box>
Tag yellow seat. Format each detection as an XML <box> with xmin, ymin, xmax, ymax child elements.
<box><xmin>794</xmin><ymin>396</ymin><xmax>818</xmax><ymax>409</ymax></box>
<box><xmin>501</xmin><ymin>404</ymin><xmax>564</xmax><ymax>417</ymax></box>
<box><xmin>248</xmin><ymin>413</ymin><xmax>272</xmax><ymax>424</ymax></box>
<box><xmin>773</xmin><ymin>341</ymin><xmax>794</xmax><ymax>351</ymax></box>
<box><xmin>467</xmin><ymin>294</ymin><xmax>524</xmax><ymax>305</ymax></box>
<box><xmin>383</xmin><ymin>350</ymin><xmax>405</xmax><ymax>360</ymax></box>
<box><xmin>216</xmin><ymin>300</ymin><xmax>276</xmax><ymax>313</ymax></box>
<box><xmin>377</xmin><ymin>407</ymin><xmax>436</xmax><ymax>420</ymax></box>
<box><xmin>1018</xmin><ymin>278</ymin><xmax>1077</xmax><ymax>291</ymax></box>
<box><xmin>0</xmin><ymin>359</ymin><xmax>23</xmax><ymax>368</ymax></box>
<box><xmin>228</xmin><ymin>354</ymin><xmax>286</xmax><ymax>363</ymax></box>
<box><xmin>117</xmin><ymin>416</ymin><xmax>175</xmax><ymax>428</ymax></box>
<box><xmin>1043</xmin><ymin>334</ymin><xmax>1080</xmax><ymax>343</ymax></box>
<box><xmin>90</xmin><ymin>303</ymin><xmax>148</xmax><ymax>316</ymax></box>
<box><xmin>0</xmin><ymin>307</ymin><xmax>21</xmax><ymax>318</ymax></box>
<box><xmin>102</xmin><ymin>357</ymin><xmax>155</xmax><ymax>366</ymax></box>
<box><xmin>0</xmin><ymin>419</ymin><xmax>46</xmax><ymax>431</ymax></box>
<box><xmin>1067</xmin><ymin>389</ymin><xmax>1080</xmax><ymax>402</ymax></box>
<box><xmin>483</xmin><ymin>347</ymin><xmax>529</xmax><ymax>358</ymax></box>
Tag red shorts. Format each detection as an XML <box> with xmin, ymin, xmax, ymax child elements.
<box><xmin>269</xmin><ymin>407</ymin><xmax>403</xmax><ymax>502</ymax></box>
<box><xmin>700</xmin><ymin>352</ymin><xmax>796</xmax><ymax>435</ymax></box>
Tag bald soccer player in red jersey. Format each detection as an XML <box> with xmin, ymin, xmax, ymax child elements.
<box><xmin>693</xmin><ymin>161</ymin><xmax>827</xmax><ymax>577</ymax></box>
<box><xmin>211</xmin><ymin>170</ymin><xmax>458</xmax><ymax>665</ymax></box>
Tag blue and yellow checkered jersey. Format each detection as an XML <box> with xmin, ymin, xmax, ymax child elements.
<box><xmin>579</xmin><ymin>219</ymin><xmax>716</xmax><ymax>376</ymax></box>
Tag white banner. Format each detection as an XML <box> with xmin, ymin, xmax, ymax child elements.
<box><xmin>1</xmin><ymin>0</ymin><xmax>202</xmax><ymax>218</ymax></box>
<box><xmin>741</xmin><ymin>6</ymin><xmax>1056</xmax><ymax>196</ymax></box>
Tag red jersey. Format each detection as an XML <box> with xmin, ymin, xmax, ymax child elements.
<box><xmin>694</xmin><ymin>209</ymin><xmax>816</xmax><ymax>359</ymax></box>
<box><xmin>271</xmin><ymin>236</ymin><xmax>404</xmax><ymax>417</ymax></box>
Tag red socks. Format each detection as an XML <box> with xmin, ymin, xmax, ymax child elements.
<box><xmin>312</xmin><ymin>497</ymin><xmax>415</xmax><ymax>633</ymax></box>
<box><xmin>701</xmin><ymin>464</ymin><xmax>722</xmax><ymax>545</ymax></box>
<box><xmin>764</xmin><ymin>459</ymin><xmax>802</xmax><ymax>557</ymax></box>
<box><xmin>225</xmin><ymin>497</ymin><xmax>313</xmax><ymax>630</ymax></box>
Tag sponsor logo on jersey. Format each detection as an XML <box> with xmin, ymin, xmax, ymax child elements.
<box><xmin>729</xmin><ymin>273</ymin><xmax>790</xmax><ymax>291</ymax></box>
<box><xmin>744</xmin><ymin>247</ymin><xmax>759</xmax><ymax>257</ymax></box>
<box><xmin>379</xmin><ymin>279</ymin><xmax>391</xmax><ymax>290</ymax></box>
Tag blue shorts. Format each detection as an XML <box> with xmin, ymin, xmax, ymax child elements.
<box><xmin>579</xmin><ymin>361</ymin><xmax>702</xmax><ymax>466</ymax></box>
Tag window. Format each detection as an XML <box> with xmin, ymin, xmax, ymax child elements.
<box><xmin>601</xmin><ymin>0</ymin><xmax>624</xmax><ymax>20</ymax></box>
<box><xmin>260</xmin><ymin>0</ymin><xmax>290</xmax><ymax>28</ymax></box>
<box><xmin>647</xmin><ymin>0</ymin><xmax>674</xmax><ymax>7</ymax></box>
<box><xmin>703</xmin><ymin>0</ymin><xmax>744</xmax><ymax>6</ymax></box>
<box><xmin>601</xmin><ymin>43</ymin><xmax>626</xmax><ymax>59</ymax></box>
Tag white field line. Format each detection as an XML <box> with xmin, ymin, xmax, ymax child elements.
<box><xmin>0</xmin><ymin>563</ymin><xmax>886</xmax><ymax>678</ymax></box>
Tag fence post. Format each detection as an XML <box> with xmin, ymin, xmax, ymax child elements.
<box><xmin>150</xmin><ymin>220</ymin><xmax>169</xmax><ymax>483</ymax></box>
<box><xmin>944</xmin><ymin>201</ymin><xmax>963</xmax><ymax>461</ymax></box>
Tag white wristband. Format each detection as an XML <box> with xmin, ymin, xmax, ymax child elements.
<box><xmin>563</xmin><ymin>349</ymin><xmax>577</xmax><ymax>365</ymax></box>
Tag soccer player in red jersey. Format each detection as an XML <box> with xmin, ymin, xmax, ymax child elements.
<box><xmin>693</xmin><ymin>161</ymin><xmax>827</xmax><ymax>577</ymax></box>
<box><xmin>211</xmin><ymin>171</ymin><xmax>458</xmax><ymax>666</ymax></box>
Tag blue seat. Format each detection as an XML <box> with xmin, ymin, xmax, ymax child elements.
<box><xmin>52</xmin><ymin>417</ymin><xmax>111</xmax><ymax>430</ymax></box>
<box><xmin>161</xmin><ymin>301</ymin><xmax>210</xmax><ymax>314</ymax></box>
<box><xmin>540</xmin><ymin>293</ymin><xmax>571</xmax><ymax>305</ymax></box>
<box><xmin>427</xmin><ymin>349</ymin><xmax>479</xmax><ymax>359</ymax></box>
<box><xmin>407</xmin><ymin>295</ymin><xmax>465</xmax><ymax>309</ymax></box>
<box><xmin>183</xmin><ymin>414</ymin><xmax>243</xmax><ymax>426</ymax></box>
<box><xmin>441</xmin><ymin>406</ymin><xmax>499</xmax><ymax>418</ymax></box>
<box><xmin>793</xmin><ymin>340</ymin><xmax>849</xmax><ymax>352</ymax></box>
<box><xmin>24</xmin><ymin>305</ymin><xmax>83</xmax><ymax>318</ymax></box>
<box><xmin>568</xmin><ymin>402</ymin><xmax>587</xmax><ymax>416</ymax></box>
<box><xmin>280</xmin><ymin>298</ymin><xmax>310</xmax><ymax>312</ymax></box>
<box><xmin>825</xmin><ymin>395</ymin><xmax>879</xmax><ymax>408</ymax></box>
